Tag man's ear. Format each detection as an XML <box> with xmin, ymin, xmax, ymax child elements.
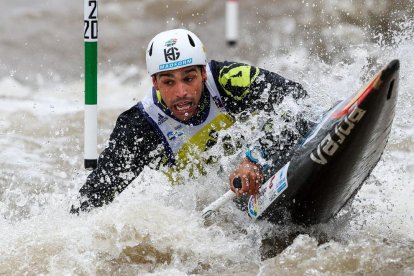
<box><xmin>201</xmin><ymin>65</ymin><xmax>207</xmax><ymax>82</ymax></box>
<box><xmin>151</xmin><ymin>75</ymin><xmax>159</xmax><ymax>90</ymax></box>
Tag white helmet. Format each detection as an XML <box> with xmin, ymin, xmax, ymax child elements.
<box><xmin>146</xmin><ymin>29</ymin><xmax>207</xmax><ymax>75</ymax></box>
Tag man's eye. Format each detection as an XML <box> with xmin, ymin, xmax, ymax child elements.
<box><xmin>163</xmin><ymin>80</ymin><xmax>174</xmax><ymax>85</ymax></box>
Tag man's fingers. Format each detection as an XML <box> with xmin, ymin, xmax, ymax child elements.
<box><xmin>249</xmin><ymin>171</ymin><xmax>263</xmax><ymax>195</ymax></box>
<box><xmin>230</xmin><ymin>160</ymin><xmax>264</xmax><ymax>196</ymax></box>
<box><xmin>234</xmin><ymin>174</ymin><xmax>261</xmax><ymax>196</ymax></box>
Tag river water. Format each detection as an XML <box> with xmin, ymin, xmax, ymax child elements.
<box><xmin>1</xmin><ymin>0</ymin><xmax>413</xmax><ymax>275</ymax></box>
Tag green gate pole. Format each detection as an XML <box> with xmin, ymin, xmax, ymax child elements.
<box><xmin>84</xmin><ymin>0</ymin><xmax>98</xmax><ymax>170</ymax></box>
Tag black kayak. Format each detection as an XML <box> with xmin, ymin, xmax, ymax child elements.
<box><xmin>248</xmin><ymin>60</ymin><xmax>400</xmax><ymax>225</ymax></box>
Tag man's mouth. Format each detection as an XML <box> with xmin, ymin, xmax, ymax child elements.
<box><xmin>174</xmin><ymin>101</ymin><xmax>193</xmax><ymax>112</ymax></box>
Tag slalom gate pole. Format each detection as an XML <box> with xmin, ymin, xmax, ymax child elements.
<box><xmin>84</xmin><ymin>0</ymin><xmax>98</xmax><ymax>170</ymax></box>
<box><xmin>226</xmin><ymin>0</ymin><xmax>238</xmax><ymax>46</ymax></box>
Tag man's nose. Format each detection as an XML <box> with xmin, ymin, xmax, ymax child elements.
<box><xmin>175</xmin><ymin>82</ymin><xmax>188</xmax><ymax>97</ymax></box>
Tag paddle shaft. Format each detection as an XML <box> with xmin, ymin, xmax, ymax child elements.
<box><xmin>201</xmin><ymin>177</ymin><xmax>241</xmax><ymax>219</ymax></box>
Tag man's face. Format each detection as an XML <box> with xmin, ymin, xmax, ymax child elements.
<box><xmin>152</xmin><ymin>66</ymin><xmax>207</xmax><ymax>121</ymax></box>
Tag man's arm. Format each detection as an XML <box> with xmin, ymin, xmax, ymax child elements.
<box><xmin>210</xmin><ymin>60</ymin><xmax>311</xmax><ymax>195</ymax></box>
<box><xmin>246</xmin><ymin>65</ymin><xmax>311</xmax><ymax>175</ymax></box>
<box><xmin>70</xmin><ymin>106</ymin><xmax>164</xmax><ymax>213</ymax></box>
<box><xmin>211</xmin><ymin>60</ymin><xmax>311</xmax><ymax>156</ymax></box>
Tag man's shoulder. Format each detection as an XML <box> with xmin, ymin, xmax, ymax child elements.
<box><xmin>118</xmin><ymin>104</ymin><xmax>142</xmax><ymax>121</ymax></box>
<box><xmin>209</xmin><ymin>60</ymin><xmax>260</xmax><ymax>101</ymax></box>
<box><xmin>209</xmin><ymin>60</ymin><xmax>255</xmax><ymax>76</ymax></box>
<box><xmin>209</xmin><ymin>59</ymin><xmax>250</xmax><ymax>68</ymax></box>
<box><xmin>116</xmin><ymin>104</ymin><xmax>152</xmax><ymax>130</ymax></box>
<box><xmin>110</xmin><ymin>104</ymin><xmax>163</xmax><ymax>146</ymax></box>
<box><xmin>209</xmin><ymin>59</ymin><xmax>260</xmax><ymax>82</ymax></box>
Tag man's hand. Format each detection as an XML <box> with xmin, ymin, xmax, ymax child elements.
<box><xmin>229</xmin><ymin>158</ymin><xmax>264</xmax><ymax>197</ymax></box>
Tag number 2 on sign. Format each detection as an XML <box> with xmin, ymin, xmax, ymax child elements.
<box><xmin>84</xmin><ymin>0</ymin><xmax>98</xmax><ymax>40</ymax></box>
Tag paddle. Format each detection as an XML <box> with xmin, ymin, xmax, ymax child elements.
<box><xmin>201</xmin><ymin>177</ymin><xmax>241</xmax><ymax>219</ymax></box>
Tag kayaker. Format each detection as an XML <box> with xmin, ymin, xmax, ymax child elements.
<box><xmin>71</xmin><ymin>28</ymin><xmax>310</xmax><ymax>213</ymax></box>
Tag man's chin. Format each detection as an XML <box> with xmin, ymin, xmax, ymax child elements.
<box><xmin>173</xmin><ymin>110</ymin><xmax>195</xmax><ymax>121</ymax></box>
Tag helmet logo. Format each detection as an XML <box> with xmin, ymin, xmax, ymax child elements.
<box><xmin>164</xmin><ymin>47</ymin><xmax>180</xmax><ymax>62</ymax></box>
<box><xmin>165</xmin><ymin>38</ymin><xmax>177</xmax><ymax>47</ymax></box>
